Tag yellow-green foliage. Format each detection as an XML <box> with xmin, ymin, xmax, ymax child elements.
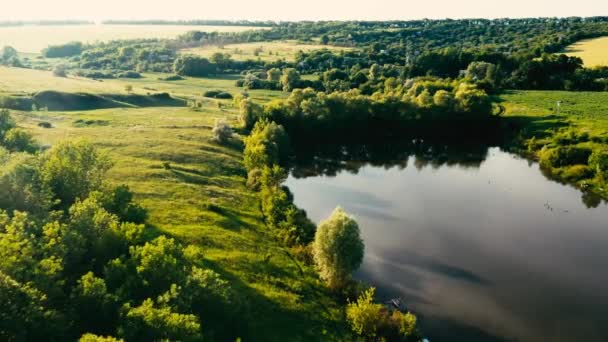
<box><xmin>502</xmin><ymin>90</ymin><xmax>608</xmax><ymax>198</ymax></box>
<box><xmin>346</xmin><ymin>287</ymin><xmax>419</xmax><ymax>341</ymax></box>
<box><xmin>563</xmin><ymin>36</ymin><xmax>608</xmax><ymax>67</ymax></box>
<box><xmin>8</xmin><ymin>69</ymin><xmax>348</xmax><ymax>340</ymax></box>
<box><xmin>79</xmin><ymin>333</ymin><xmax>123</xmax><ymax>342</ymax></box>
<box><xmin>313</xmin><ymin>207</ymin><xmax>364</xmax><ymax>290</ymax></box>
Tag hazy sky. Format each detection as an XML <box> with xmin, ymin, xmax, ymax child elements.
<box><xmin>2</xmin><ymin>0</ymin><xmax>608</xmax><ymax>21</ymax></box>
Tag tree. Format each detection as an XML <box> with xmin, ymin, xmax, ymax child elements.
<box><xmin>280</xmin><ymin>68</ymin><xmax>301</xmax><ymax>92</ymax></box>
<box><xmin>124</xmin><ymin>85</ymin><xmax>133</xmax><ymax>93</ymax></box>
<box><xmin>0</xmin><ymin>109</ymin><xmax>16</xmax><ymax>140</ymax></box>
<box><xmin>0</xmin><ymin>271</ymin><xmax>62</xmax><ymax>341</ymax></box>
<box><xmin>210</xmin><ymin>52</ymin><xmax>232</xmax><ymax>71</ymax></box>
<box><xmin>267</xmin><ymin>68</ymin><xmax>281</xmax><ymax>82</ymax></box>
<box><xmin>173</xmin><ymin>55</ymin><xmax>216</xmax><ymax>77</ymax></box>
<box><xmin>41</xmin><ymin>140</ymin><xmax>112</xmax><ymax>209</ymax></box>
<box><xmin>120</xmin><ymin>299</ymin><xmax>201</xmax><ymax>341</ymax></box>
<box><xmin>313</xmin><ymin>207</ymin><xmax>364</xmax><ymax>289</ymax></box>
<box><xmin>3</xmin><ymin>128</ymin><xmax>38</xmax><ymax>153</ymax></box>
<box><xmin>321</xmin><ymin>34</ymin><xmax>330</xmax><ymax>45</ymax></box>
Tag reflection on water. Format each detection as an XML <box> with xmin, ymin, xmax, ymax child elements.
<box><xmin>286</xmin><ymin>142</ymin><xmax>608</xmax><ymax>342</ymax></box>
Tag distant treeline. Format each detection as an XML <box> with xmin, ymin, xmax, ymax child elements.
<box><xmin>101</xmin><ymin>20</ymin><xmax>277</xmax><ymax>27</ymax></box>
<box><xmin>0</xmin><ymin>20</ymin><xmax>93</xmax><ymax>27</ymax></box>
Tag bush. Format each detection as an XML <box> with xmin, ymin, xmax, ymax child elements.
<box><xmin>116</xmin><ymin>71</ymin><xmax>141</xmax><ymax>79</ymax></box>
<box><xmin>159</xmin><ymin>74</ymin><xmax>184</xmax><ymax>81</ymax></box>
<box><xmin>43</xmin><ymin>41</ymin><xmax>83</xmax><ymax>58</ymax></box>
<box><xmin>589</xmin><ymin>150</ymin><xmax>608</xmax><ymax>180</ymax></box>
<box><xmin>203</xmin><ymin>90</ymin><xmax>233</xmax><ymax>99</ymax></box>
<box><xmin>313</xmin><ymin>207</ymin><xmax>364</xmax><ymax>289</ymax></box>
<box><xmin>173</xmin><ymin>55</ymin><xmax>216</xmax><ymax>77</ymax></box>
<box><xmin>560</xmin><ymin>164</ymin><xmax>593</xmax><ymax>182</ymax></box>
<box><xmin>346</xmin><ymin>287</ymin><xmax>419</xmax><ymax>341</ymax></box>
<box><xmin>539</xmin><ymin>146</ymin><xmax>592</xmax><ymax>169</ymax></box>
<box><xmin>212</xmin><ymin>120</ymin><xmax>233</xmax><ymax>144</ymax></box>
<box><xmin>52</xmin><ymin>65</ymin><xmax>68</xmax><ymax>77</ymax></box>
<box><xmin>3</xmin><ymin>128</ymin><xmax>38</xmax><ymax>153</ymax></box>
<box><xmin>38</xmin><ymin>121</ymin><xmax>53</xmax><ymax>128</ymax></box>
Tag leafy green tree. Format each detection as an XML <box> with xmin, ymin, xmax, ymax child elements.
<box><xmin>173</xmin><ymin>55</ymin><xmax>216</xmax><ymax>76</ymax></box>
<box><xmin>129</xmin><ymin>236</ymin><xmax>187</xmax><ymax>297</ymax></box>
<box><xmin>0</xmin><ymin>109</ymin><xmax>16</xmax><ymax>140</ymax></box>
<box><xmin>267</xmin><ymin>68</ymin><xmax>281</xmax><ymax>81</ymax></box>
<box><xmin>120</xmin><ymin>299</ymin><xmax>202</xmax><ymax>341</ymax></box>
<box><xmin>3</xmin><ymin>128</ymin><xmax>38</xmax><ymax>153</ymax></box>
<box><xmin>313</xmin><ymin>207</ymin><xmax>364</xmax><ymax>289</ymax></box>
<box><xmin>0</xmin><ymin>153</ymin><xmax>53</xmax><ymax>215</ymax></box>
<box><xmin>41</xmin><ymin>140</ymin><xmax>112</xmax><ymax>209</ymax></box>
<box><xmin>0</xmin><ymin>271</ymin><xmax>63</xmax><ymax>341</ymax></box>
<box><xmin>70</xmin><ymin>272</ymin><xmax>119</xmax><ymax>335</ymax></box>
<box><xmin>280</xmin><ymin>68</ymin><xmax>301</xmax><ymax>92</ymax></box>
<box><xmin>79</xmin><ymin>333</ymin><xmax>123</xmax><ymax>342</ymax></box>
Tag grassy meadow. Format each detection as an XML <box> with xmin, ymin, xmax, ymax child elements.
<box><xmin>3</xmin><ymin>66</ymin><xmax>347</xmax><ymax>341</ymax></box>
<box><xmin>181</xmin><ymin>40</ymin><xmax>353</xmax><ymax>62</ymax></box>
<box><xmin>0</xmin><ymin>24</ymin><xmax>267</xmax><ymax>53</ymax></box>
<box><xmin>562</xmin><ymin>36</ymin><xmax>608</xmax><ymax>67</ymax></box>
<box><xmin>501</xmin><ymin>90</ymin><xmax>608</xmax><ymax>198</ymax></box>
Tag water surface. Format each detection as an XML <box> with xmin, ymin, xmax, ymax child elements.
<box><xmin>286</xmin><ymin>145</ymin><xmax>608</xmax><ymax>341</ymax></box>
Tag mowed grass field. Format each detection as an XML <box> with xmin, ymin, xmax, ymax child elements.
<box><xmin>181</xmin><ymin>40</ymin><xmax>354</xmax><ymax>62</ymax></box>
<box><xmin>2</xmin><ymin>66</ymin><xmax>348</xmax><ymax>341</ymax></box>
<box><xmin>562</xmin><ymin>36</ymin><xmax>608</xmax><ymax>67</ymax></box>
<box><xmin>0</xmin><ymin>24</ymin><xmax>268</xmax><ymax>53</ymax></box>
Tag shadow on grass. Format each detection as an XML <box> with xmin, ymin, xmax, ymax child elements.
<box><xmin>501</xmin><ymin>114</ymin><xmax>569</xmax><ymax>142</ymax></box>
<box><xmin>198</xmin><ymin>257</ymin><xmax>350</xmax><ymax>342</ymax></box>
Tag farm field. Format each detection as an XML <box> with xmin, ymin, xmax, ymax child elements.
<box><xmin>562</xmin><ymin>36</ymin><xmax>608</xmax><ymax>67</ymax></box>
<box><xmin>181</xmin><ymin>40</ymin><xmax>354</xmax><ymax>62</ymax></box>
<box><xmin>0</xmin><ymin>24</ymin><xmax>267</xmax><ymax>53</ymax></box>
<box><xmin>4</xmin><ymin>65</ymin><xmax>347</xmax><ymax>341</ymax></box>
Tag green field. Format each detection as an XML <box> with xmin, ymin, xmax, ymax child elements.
<box><xmin>181</xmin><ymin>40</ymin><xmax>353</xmax><ymax>62</ymax></box>
<box><xmin>562</xmin><ymin>36</ymin><xmax>608</xmax><ymax>67</ymax></box>
<box><xmin>2</xmin><ymin>66</ymin><xmax>347</xmax><ymax>341</ymax></box>
<box><xmin>501</xmin><ymin>90</ymin><xmax>608</xmax><ymax>199</ymax></box>
<box><xmin>0</xmin><ymin>24</ymin><xmax>267</xmax><ymax>53</ymax></box>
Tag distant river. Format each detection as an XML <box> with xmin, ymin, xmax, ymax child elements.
<box><xmin>286</xmin><ymin>143</ymin><xmax>608</xmax><ymax>342</ymax></box>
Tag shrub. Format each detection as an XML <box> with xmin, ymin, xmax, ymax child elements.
<box><xmin>38</xmin><ymin>121</ymin><xmax>53</xmax><ymax>128</ymax></box>
<box><xmin>52</xmin><ymin>64</ymin><xmax>68</xmax><ymax>77</ymax></box>
<box><xmin>539</xmin><ymin>146</ymin><xmax>592</xmax><ymax>169</ymax></box>
<box><xmin>346</xmin><ymin>287</ymin><xmax>419</xmax><ymax>341</ymax></box>
<box><xmin>3</xmin><ymin>128</ymin><xmax>38</xmax><ymax>153</ymax></box>
<box><xmin>313</xmin><ymin>207</ymin><xmax>364</xmax><ymax>289</ymax></box>
<box><xmin>79</xmin><ymin>334</ymin><xmax>123</xmax><ymax>342</ymax></box>
<box><xmin>120</xmin><ymin>299</ymin><xmax>202</xmax><ymax>341</ymax></box>
<box><xmin>203</xmin><ymin>90</ymin><xmax>233</xmax><ymax>99</ymax></box>
<box><xmin>159</xmin><ymin>74</ymin><xmax>184</xmax><ymax>81</ymax></box>
<box><xmin>560</xmin><ymin>165</ymin><xmax>593</xmax><ymax>182</ymax></box>
<box><xmin>212</xmin><ymin>120</ymin><xmax>233</xmax><ymax>144</ymax></box>
<box><xmin>589</xmin><ymin>150</ymin><xmax>608</xmax><ymax>180</ymax></box>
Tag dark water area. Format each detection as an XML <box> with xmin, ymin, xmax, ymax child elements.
<box><xmin>286</xmin><ymin>141</ymin><xmax>608</xmax><ymax>342</ymax></box>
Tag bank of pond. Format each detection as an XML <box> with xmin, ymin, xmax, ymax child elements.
<box><xmin>286</xmin><ymin>141</ymin><xmax>608</xmax><ymax>341</ymax></box>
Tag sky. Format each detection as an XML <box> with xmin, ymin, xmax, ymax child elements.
<box><xmin>1</xmin><ymin>0</ymin><xmax>608</xmax><ymax>21</ymax></box>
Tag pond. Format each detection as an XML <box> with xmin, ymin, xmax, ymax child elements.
<box><xmin>285</xmin><ymin>142</ymin><xmax>608</xmax><ymax>342</ymax></box>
